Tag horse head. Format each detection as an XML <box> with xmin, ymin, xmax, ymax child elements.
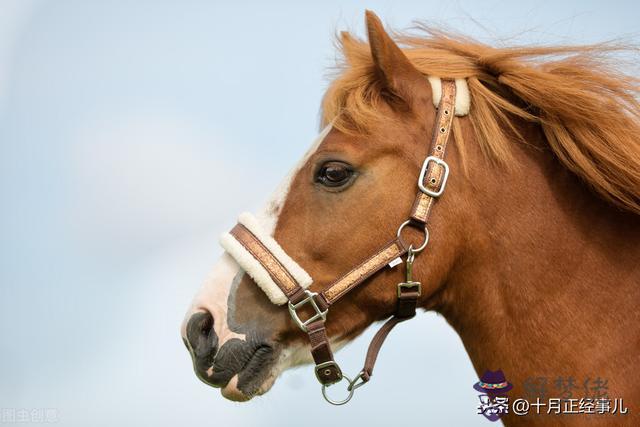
<box><xmin>181</xmin><ymin>11</ymin><xmax>469</xmax><ymax>401</ymax></box>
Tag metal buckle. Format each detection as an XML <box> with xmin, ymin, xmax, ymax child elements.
<box><xmin>397</xmin><ymin>281</ymin><xmax>422</xmax><ymax>298</ymax></box>
<box><xmin>418</xmin><ymin>155</ymin><xmax>449</xmax><ymax>197</ymax></box>
<box><xmin>315</xmin><ymin>361</ymin><xmax>343</xmax><ymax>383</ymax></box>
<box><xmin>288</xmin><ymin>290</ymin><xmax>328</xmax><ymax>332</ymax></box>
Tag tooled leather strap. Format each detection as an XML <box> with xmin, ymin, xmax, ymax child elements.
<box><xmin>318</xmin><ymin>238</ymin><xmax>408</xmax><ymax>309</ymax></box>
<box><xmin>350</xmin><ymin>80</ymin><xmax>458</xmax><ymax>388</ymax></box>
<box><xmin>229</xmin><ymin>223</ymin><xmax>308</xmax><ymax>301</ymax></box>
<box><xmin>410</xmin><ymin>79</ymin><xmax>456</xmax><ymax>223</ymax></box>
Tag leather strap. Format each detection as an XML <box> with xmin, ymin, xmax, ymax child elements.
<box><xmin>229</xmin><ymin>223</ymin><xmax>304</xmax><ymax>298</ymax></box>
<box><xmin>319</xmin><ymin>238</ymin><xmax>408</xmax><ymax>308</ymax></box>
<box><xmin>410</xmin><ymin>79</ymin><xmax>456</xmax><ymax>223</ymax></box>
<box><xmin>307</xmin><ymin>320</ymin><xmax>343</xmax><ymax>383</ymax></box>
<box><xmin>355</xmin><ymin>281</ymin><xmax>420</xmax><ymax>384</ymax></box>
<box><xmin>360</xmin><ymin>317</ymin><xmax>406</xmax><ymax>382</ymax></box>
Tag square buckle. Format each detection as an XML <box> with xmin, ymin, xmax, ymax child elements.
<box><xmin>288</xmin><ymin>290</ymin><xmax>328</xmax><ymax>332</ymax></box>
<box><xmin>397</xmin><ymin>281</ymin><xmax>422</xmax><ymax>298</ymax></box>
<box><xmin>418</xmin><ymin>156</ymin><xmax>449</xmax><ymax>197</ymax></box>
<box><xmin>315</xmin><ymin>361</ymin><xmax>343</xmax><ymax>384</ymax></box>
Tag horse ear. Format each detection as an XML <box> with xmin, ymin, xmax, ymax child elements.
<box><xmin>365</xmin><ymin>10</ymin><xmax>425</xmax><ymax>105</ymax></box>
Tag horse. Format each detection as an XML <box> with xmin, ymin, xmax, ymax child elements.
<box><xmin>181</xmin><ymin>10</ymin><xmax>640</xmax><ymax>425</ymax></box>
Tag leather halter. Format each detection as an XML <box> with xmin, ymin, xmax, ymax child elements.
<box><xmin>225</xmin><ymin>79</ymin><xmax>457</xmax><ymax>404</ymax></box>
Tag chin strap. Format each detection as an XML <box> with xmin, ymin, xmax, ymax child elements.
<box><xmin>223</xmin><ymin>79</ymin><xmax>457</xmax><ymax>405</ymax></box>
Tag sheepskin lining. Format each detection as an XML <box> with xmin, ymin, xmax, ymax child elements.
<box><xmin>428</xmin><ymin>76</ymin><xmax>470</xmax><ymax>116</ymax></box>
<box><xmin>220</xmin><ymin>212</ymin><xmax>312</xmax><ymax>305</ymax></box>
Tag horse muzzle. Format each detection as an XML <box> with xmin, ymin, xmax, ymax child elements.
<box><xmin>183</xmin><ymin>310</ymin><xmax>278</xmax><ymax>400</ymax></box>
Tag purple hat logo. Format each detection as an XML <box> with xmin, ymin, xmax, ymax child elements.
<box><xmin>474</xmin><ymin>369</ymin><xmax>513</xmax><ymax>395</ymax></box>
<box><xmin>474</xmin><ymin>370</ymin><xmax>512</xmax><ymax>422</ymax></box>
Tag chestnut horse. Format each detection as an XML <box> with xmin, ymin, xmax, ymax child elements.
<box><xmin>182</xmin><ymin>11</ymin><xmax>640</xmax><ymax>425</ymax></box>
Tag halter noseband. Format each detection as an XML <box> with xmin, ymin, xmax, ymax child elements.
<box><xmin>221</xmin><ymin>79</ymin><xmax>458</xmax><ymax>405</ymax></box>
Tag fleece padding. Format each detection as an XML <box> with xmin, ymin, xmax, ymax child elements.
<box><xmin>220</xmin><ymin>212</ymin><xmax>312</xmax><ymax>305</ymax></box>
<box><xmin>428</xmin><ymin>76</ymin><xmax>470</xmax><ymax>116</ymax></box>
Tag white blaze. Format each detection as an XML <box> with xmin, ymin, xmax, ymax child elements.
<box><xmin>255</xmin><ymin>124</ymin><xmax>332</xmax><ymax>233</ymax></box>
<box><xmin>183</xmin><ymin>125</ymin><xmax>332</xmax><ymax>348</ymax></box>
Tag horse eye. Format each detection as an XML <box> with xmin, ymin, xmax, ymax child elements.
<box><xmin>316</xmin><ymin>161</ymin><xmax>354</xmax><ymax>188</ymax></box>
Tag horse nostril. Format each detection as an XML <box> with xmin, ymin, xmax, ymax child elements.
<box><xmin>186</xmin><ymin>310</ymin><xmax>219</xmax><ymax>362</ymax></box>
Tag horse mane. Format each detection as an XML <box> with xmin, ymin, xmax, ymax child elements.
<box><xmin>321</xmin><ymin>25</ymin><xmax>640</xmax><ymax>215</ymax></box>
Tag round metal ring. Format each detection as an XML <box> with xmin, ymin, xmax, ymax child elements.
<box><xmin>396</xmin><ymin>220</ymin><xmax>430</xmax><ymax>253</ymax></box>
<box><xmin>321</xmin><ymin>375</ymin><xmax>354</xmax><ymax>406</ymax></box>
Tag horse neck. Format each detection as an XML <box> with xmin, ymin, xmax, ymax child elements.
<box><xmin>437</xmin><ymin>121</ymin><xmax>640</xmax><ymax>405</ymax></box>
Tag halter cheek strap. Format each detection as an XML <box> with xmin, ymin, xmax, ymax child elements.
<box><xmin>222</xmin><ymin>79</ymin><xmax>459</xmax><ymax>403</ymax></box>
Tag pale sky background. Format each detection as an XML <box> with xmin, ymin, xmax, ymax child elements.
<box><xmin>0</xmin><ymin>1</ymin><xmax>638</xmax><ymax>426</ymax></box>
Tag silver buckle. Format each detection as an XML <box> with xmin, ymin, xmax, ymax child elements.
<box><xmin>418</xmin><ymin>156</ymin><xmax>449</xmax><ymax>197</ymax></box>
<box><xmin>288</xmin><ymin>290</ymin><xmax>328</xmax><ymax>332</ymax></box>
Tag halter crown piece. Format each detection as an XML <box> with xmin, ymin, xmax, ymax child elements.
<box><xmin>220</xmin><ymin>78</ymin><xmax>462</xmax><ymax>405</ymax></box>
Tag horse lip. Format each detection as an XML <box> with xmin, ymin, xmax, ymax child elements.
<box><xmin>194</xmin><ymin>368</ymin><xmax>218</xmax><ymax>388</ymax></box>
<box><xmin>228</xmin><ymin>344</ymin><xmax>277</xmax><ymax>399</ymax></box>
<box><xmin>191</xmin><ymin>359</ymin><xmax>220</xmax><ymax>388</ymax></box>
<box><xmin>192</xmin><ymin>343</ymin><xmax>276</xmax><ymax>393</ymax></box>
<box><xmin>237</xmin><ymin>345</ymin><xmax>274</xmax><ymax>376</ymax></box>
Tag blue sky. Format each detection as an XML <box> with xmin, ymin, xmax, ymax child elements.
<box><xmin>0</xmin><ymin>1</ymin><xmax>638</xmax><ymax>426</ymax></box>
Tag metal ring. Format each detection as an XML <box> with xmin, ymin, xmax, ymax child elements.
<box><xmin>321</xmin><ymin>375</ymin><xmax>354</xmax><ymax>406</ymax></box>
<box><xmin>396</xmin><ymin>220</ymin><xmax>430</xmax><ymax>253</ymax></box>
